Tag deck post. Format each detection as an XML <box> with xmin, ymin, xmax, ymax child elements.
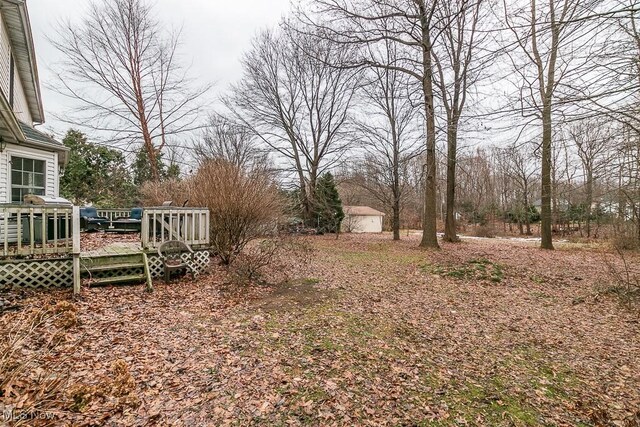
<box><xmin>142</xmin><ymin>252</ymin><xmax>153</xmax><ymax>292</ymax></box>
<box><xmin>141</xmin><ymin>210</ymin><xmax>149</xmax><ymax>250</ymax></box>
<box><xmin>72</xmin><ymin>206</ymin><xmax>81</xmax><ymax>295</ymax></box>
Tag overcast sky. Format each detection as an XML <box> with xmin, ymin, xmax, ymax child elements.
<box><xmin>28</xmin><ymin>0</ymin><xmax>292</xmax><ymax>137</ymax></box>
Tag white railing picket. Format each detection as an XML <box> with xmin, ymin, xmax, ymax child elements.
<box><xmin>0</xmin><ymin>205</ymin><xmax>75</xmax><ymax>258</ymax></box>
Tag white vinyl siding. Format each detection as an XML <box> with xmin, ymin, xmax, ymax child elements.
<box><xmin>13</xmin><ymin>68</ymin><xmax>32</xmax><ymax>123</ymax></box>
<box><xmin>0</xmin><ymin>143</ymin><xmax>58</xmax><ymax>203</ymax></box>
<box><xmin>0</xmin><ymin>11</ymin><xmax>33</xmax><ymax>124</ymax></box>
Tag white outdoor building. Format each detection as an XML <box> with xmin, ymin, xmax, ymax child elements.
<box><xmin>0</xmin><ymin>0</ymin><xmax>68</xmax><ymax>204</ymax></box>
<box><xmin>342</xmin><ymin>206</ymin><xmax>385</xmax><ymax>233</ymax></box>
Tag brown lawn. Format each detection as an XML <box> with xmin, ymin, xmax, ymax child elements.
<box><xmin>1</xmin><ymin>233</ymin><xmax>639</xmax><ymax>426</ymax></box>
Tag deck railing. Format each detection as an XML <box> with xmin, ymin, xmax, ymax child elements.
<box><xmin>0</xmin><ymin>204</ymin><xmax>76</xmax><ymax>257</ymax></box>
<box><xmin>141</xmin><ymin>207</ymin><xmax>210</xmax><ymax>250</ymax></box>
<box><xmin>96</xmin><ymin>208</ymin><xmax>132</xmax><ymax>221</ymax></box>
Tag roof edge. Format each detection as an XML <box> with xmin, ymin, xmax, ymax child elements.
<box><xmin>1</xmin><ymin>0</ymin><xmax>45</xmax><ymax>123</ymax></box>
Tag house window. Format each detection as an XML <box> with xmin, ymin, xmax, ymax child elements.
<box><xmin>11</xmin><ymin>156</ymin><xmax>46</xmax><ymax>203</ymax></box>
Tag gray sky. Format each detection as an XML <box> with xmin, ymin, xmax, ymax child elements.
<box><xmin>28</xmin><ymin>0</ymin><xmax>292</xmax><ymax>137</ymax></box>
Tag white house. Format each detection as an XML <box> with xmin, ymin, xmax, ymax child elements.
<box><xmin>0</xmin><ymin>0</ymin><xmax>67</xmax><ymax>204</ymax></box>
<box><xmin>342</xmin><ymin>206</ymin><xmax>385</xmax><ymax>233</ymax></box>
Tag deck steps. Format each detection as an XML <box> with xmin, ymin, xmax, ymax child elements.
<box><xmin>89</xmin><ymin>274</ymin><xmax>147</xmax><ymax>286</ymax></box>
<box><xmin>85</xmin><ymin>262</ymin><xmax>145</xmax><ymax>272</ymax></box>
<box><xmin>81</xmin><ymin>251</ymin><xmax>153</xmax><ymax>290</ymax></box>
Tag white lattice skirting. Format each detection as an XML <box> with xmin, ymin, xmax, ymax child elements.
<box><xmin>1</xmin><ymin>250</ymin><xmax>210</xmax><ymax>289</ymax></box>
<box><xmin>147</xmin><ymin>250</ymin><xmax>210</xmax><ymax>278</ymax></box>
<box><xmin>0</xmin><ymin>259</ymin><xmax>74</xmax><ymax>289</ymax></box>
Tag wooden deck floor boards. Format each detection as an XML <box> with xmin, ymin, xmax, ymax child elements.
<box><xmin>81</xmin><ymin>242</ymin><xmax>142</xmax><ymax>258</ymax></box>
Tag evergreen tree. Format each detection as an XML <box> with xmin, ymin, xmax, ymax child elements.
<box><xmin>133</xmin><ymin>147</ymin><xmax>181</xmax><ymax>185</ymax></box>
<box><xmin>313</xmin><ymin>172</ymin><xmax>344</xmax><ymax>233</ymax></box>
<box><xmin>60</xmin><ymin>129</ymin><xmax>136</xmax><ymax>206</ymax></box>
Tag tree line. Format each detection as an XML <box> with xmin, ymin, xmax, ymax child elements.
<box><xmin>53</xmin><ymin>0</ymin><xmax>640</xmax><ymax>249</ymax></box>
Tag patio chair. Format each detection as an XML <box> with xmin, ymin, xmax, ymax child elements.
<box><xmin>107</xmin><ymin>207</ymin><xmax>143</xmax><ymax>233</ymax></box>
<box><xmin>79</xmin><ymin>207</ymin><xmax>109</xmax><ymax>232</ymax></box>
<box><xmin>157</xmin><ymin>240</ymin><xmax>199</xmax><ymax>283</ymax></box>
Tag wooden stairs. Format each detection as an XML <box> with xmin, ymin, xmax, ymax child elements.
<box><xmin>81</xmin><ymin>251</ymin><xmax>153</xmax><ymax>291</ymax></box>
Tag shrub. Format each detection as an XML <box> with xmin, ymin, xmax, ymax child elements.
<box><xmin>141</xmin><ymin>160</ymin><xmax>283</xmax><ymax>265</ymax></box>
<box><xmin>473</xmin><ymin>225</ymin><xmax>496</xmax><ymax>238</ymax></box>
<box><xmin>139</xmin><ymin>178</ymin><xmax>191</xmax><ymax>206</ymax></box>
<box><xmin>604</xmin><ymin>246</ymin><xmax>640</xmax><ymax>305</ymax></box>
<box><xmin>190</xmin><ymin>161</ymin><xmax>283</xmax><ymax>264</ymax></box>
<box><xmin>611</xmin><ymin>223</ymin><xmax>639</xmax><ymax>250</ymax></box>
<box><xmin>612</xmin><ymin>233</ymin><xmax>639</xmax><ymax>251</ymax></box>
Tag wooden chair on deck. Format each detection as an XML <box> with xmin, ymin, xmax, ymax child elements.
<box><xmin>157</xmin><ymin>240</ymin><xmax>198</xmax><ymax>283</ymax></box>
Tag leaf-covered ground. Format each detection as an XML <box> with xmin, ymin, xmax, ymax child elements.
<box><xmin>2</xmin><ymin>233</ymin><xmax>639</xmax><ymax>426</ymax></box>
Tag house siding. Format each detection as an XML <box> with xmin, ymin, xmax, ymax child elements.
<box><xmin>0</xmin><ymin>10</ymin><xmax>33</xmax><ymax>124</ymax></box>
<box><xmin>0</xmin><ymin>142</ymin><xmax>58</xmax><ymax>203</ymax></box>
<box><xmin>13</xmin><ymin>66</ymin><xmax>32</xmax><ymax>123</ymax></box>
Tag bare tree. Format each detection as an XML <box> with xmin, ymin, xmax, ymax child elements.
<box><xmin>354</xmin><ymin>43</ymin><xmax>423</xmax><ymax>240</ymax></box>
<box><xmin>194</xmin><ymin>115</ymin><xmax>265</xmax><ymax>170</ymax></box>
<box><xmin>569</xmin><ymin>120</ymin><xmax>613</xmax><ymax>237</ymax></box>
<box><xmin>227</xmin><ymin>27</ymin><xmax>356</xmax><ymax>223</ymax></box>
<box><xmin>432</xmin><ymin>0</ymin><xmax>487</xmax><ymax>242</ymax></box>
<box><xmin>502</xmin><ymin>0</ymin><xmax>602</xmax><ymax>249</ymax></box>
<box><xmin>51</xmin><ymin>0</ymin><xmax>210</xmax><ymax>181</ymax></box>
<box><xmin>501</xmin><ymin>144</ymin><xmax>539</xmax><ymax>235</ymax></box>
<box><xmin>456</xmin><ymin>148</ymin><xmax>498</xmax><ymax>226</ymax></box>
<box><xmin>299</xmin><ymin>0</ymin><xmax>442</xmax><ymax>248</ymax></box>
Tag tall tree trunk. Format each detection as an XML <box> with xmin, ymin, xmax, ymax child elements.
<box><xmin>419</xmin><ymin>16</ymin><xmax>439</xmax><ymax>249</ymax></box>
<box><xmin>393</xmin><ymin>152</ymin><xmax>401</xmax><ymax>241</ymax></box>
<box><xmin>524</xmin><ymin>185</ymin><xmax>531</xmax><ymax>235</ymax></box>
<box><xmin>585</xmin><ymin>169</ymin><xmax>593</xmax><ymax>237</ymax></box>
<box><xmin>541</xmin><ymin>103</ymin><xmax>554</xmax><ymax>249</ymax></box>
<box><xmin>444</xmin><ymin>123</ymin><xmax>460</xmax><ymax>242</ymax></box>
<box><xmin>393</xmin><ymin>198</ymin><xmax>401</xmax><ymax>241</ymax></box>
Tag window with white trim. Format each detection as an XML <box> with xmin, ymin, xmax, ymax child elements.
<box><xmin>11</xmin><ymin>156</ymin><xmax>46</xmax><ymax>203</ymax></box>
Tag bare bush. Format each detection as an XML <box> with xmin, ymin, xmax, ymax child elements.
<box><xmin>605</xmin><ymin>246</ymin><xmax>640</xmax><ymax>305</ymax></box>
<box><xmin>139</xmin><ymin>179</ymin><xmax>191</xmax><ymax>207</ymax></box>
<box><xmin>192</xmin><ymin>161</ymin><xmax>282</xmax><ymax>264</ymax></box>
<box><xmin>612</xmin><ymin>223</ymin><xmax>640</xmax><ymax>251</ymax></box>
<box><xmin>140</xmin><ymin>161</ymin><xmax>282</xmax><ymax>265</ymax></box>
<box><xmin>473</xmin><ymin>225</ymin><xmax>496</xmax><ymax>238</ymax></box>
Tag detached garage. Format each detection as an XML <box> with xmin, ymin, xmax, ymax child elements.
<box><xmin>342</xmin><ymin>206</ymin><xmax>385</xmax><ymax>233</ymax></box>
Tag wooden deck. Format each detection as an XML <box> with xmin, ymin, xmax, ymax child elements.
<box><xmin>81</xmin><ymin>242</ymin><xmax>143</xmax><ymax>258</ymax></box>
<box><xmin>1</xmin><ymin>205</ymin><xmax>211</xmax><ymax>293</ymax></box>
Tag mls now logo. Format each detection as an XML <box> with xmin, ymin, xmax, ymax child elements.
<box><xmin>1</xmin><ymin>406</ymin><xmax>13</xmax><ymax>421</ymax></box>
<box><xmin>1</xmin><ymin>406</ymin><xmax>55</xmax><ymax>422</ymax></box>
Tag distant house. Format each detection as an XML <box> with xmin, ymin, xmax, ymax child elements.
<box><xmin>0</xmin><ymin>0</ymin><xmax>68</xmax><ymax>204</ymax></box>
<box><xmin>342</xmin><ymin>206</ymin><xmax>385</xmax><ymax>233</ymax></box>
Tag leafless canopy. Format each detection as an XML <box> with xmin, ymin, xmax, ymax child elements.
<box><xmin>353</xmin><ymin>40</ymin><xmax>424</xmax><ymax>240</ymax></box>
<box><xmin>51</xmin><ymin>0</ymin><xmax>210</xmax><ymax>180</ymax></box>
<box><xmin>227</xmin><ymin>26</ymin><xmax>358</xmax><ymax>221</ymax></box>
<box><xmin>194</xmin><ymin>115</ymin><xmax>266</xmax><ymax>170</ymax></box>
